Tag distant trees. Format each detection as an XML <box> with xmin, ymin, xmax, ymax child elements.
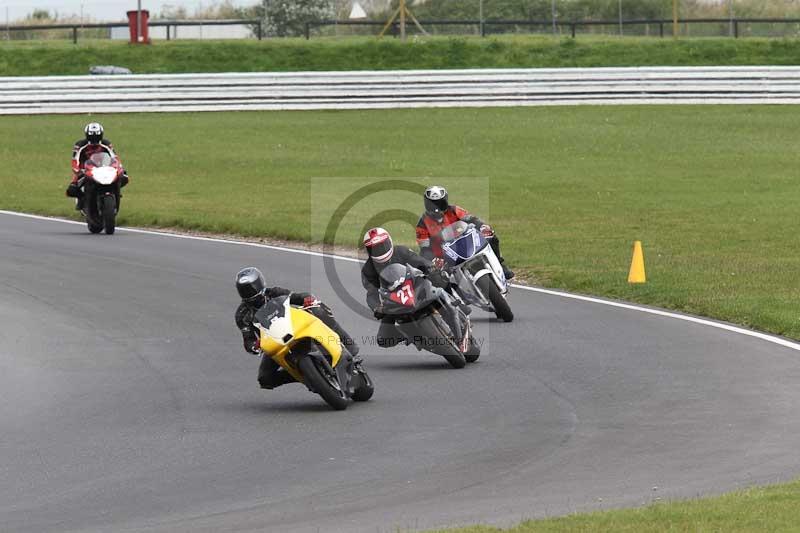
<box><xmin>249</xmin><ymin>0</ymin><xmax>336</xmax><ymax>37</ymax></box>
<box><xmin>157</xmin><ymin>1</ymin><xmax>241</xmax><ymax>20</ymax></box>
<box><xmin>391</xmin><ymin>0</ymin><xmax>673</xmax><ymax>21</ymax></box>
<box><xmin>378</xmin><ymin>0</ymin><xmax>800</xmax><ymax>21</ymax></box>
<box><xmin>9</xmin><ymin>8</ymin><xmax>107</xmax><ymax>40</ymax></box>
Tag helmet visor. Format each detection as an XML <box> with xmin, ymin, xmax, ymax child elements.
<box><xmin>425</xmin><ymin>196</ymin><xmax>448</xmax><ymax>216</ymax></box>
<box><xmin>368</xmin><ymin>238</ymin><xmax>393</xmax><ymax>259</ymax></box>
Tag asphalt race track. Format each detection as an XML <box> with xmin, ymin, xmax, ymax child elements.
<box><xmin>2</xmin><ymin>211</ymin><xmax>800</xmax><ymax>533</ymax></box>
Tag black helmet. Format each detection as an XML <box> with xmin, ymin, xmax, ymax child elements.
<box><xmin>424</xmin><ymin>185</ymin><xmax>449</xmax><ymax>221</ymax></box>
<box><xmin>235</xmin><ymin>267</ymin><xmax>266</xmax><ymax>303</ymax></box>
<box><xmin>84</xmin><ymin>122</ymin><xmax>104</xmax><ymax>144</ymax></box>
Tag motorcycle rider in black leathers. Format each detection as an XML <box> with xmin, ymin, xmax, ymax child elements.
<box><xmin>235</xmin><ymin>267</ymin><xmax>361</xmax><ymax>389</ymax></box>
<box><xmin>361</xmin><ymin>227</ymin><xmax>463</xmax><ymax>349</ymax></box>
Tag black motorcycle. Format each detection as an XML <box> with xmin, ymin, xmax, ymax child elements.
<box><xmin>379</xmin><ymin>263</ymin><xmax>480</xmax><ymax>369</ymax></box>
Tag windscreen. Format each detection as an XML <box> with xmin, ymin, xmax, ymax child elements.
<box><xmin>379</xmin><ymin>263</ymin><xmax>408</xmax><ymax>290</ymax></box>
<box><xmin>254</xmin><ymin>296</ymin><xmax>287</xmax><ymax>326</ymax></box>
<box><xmin>437</xmin><ymin>220</ymin><xmax>470</xmax><ymax>243</ymax></box>
<box><xmin>88</xmin><ymin>152</ymin><xmax>112</xmax><ymax>167</ymax></box>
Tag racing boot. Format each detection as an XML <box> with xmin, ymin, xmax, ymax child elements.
<box><xmin>258</xmin><ymin>369</ymin><xmax>296</xmax><ymax>390</ymax></box>
<box><xmin>66</xmin><ymin>183</ymin><xmax>84</xmax><ymax>211</ymax></box>
<box><xmin>258</xmin><ymin>356</ymin><xmax>296</xmax><ymax>389</ymax></box>
<box><xmin>500</xmin><ymin>260</ymin><xmax>515</xmax><ymax>280</ymax></box>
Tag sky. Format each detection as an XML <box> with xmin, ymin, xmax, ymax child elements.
<box><xmin>1</xmin><ymin>1</ymin><xmax>259</xmax><ymax>22</ymax></box>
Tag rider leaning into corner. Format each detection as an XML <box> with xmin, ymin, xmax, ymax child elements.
<box><xmin>66</xmin><ymin>122</ymin><xmax>129</xmax><ymax>211</ymax></box>
<box><xmin>234</xmin><ymin>267</ymin><xmax>362</xmax><ymax>390</ymax></box>
<box><xmin>361</xmin><ymin>227</ymin><xmax>464</xmax><ymax>349</ymax></box>
<box><xmin>416</xmin><ymin>185</ymin><xmax>514</xmax><ymax>280</ymax></box>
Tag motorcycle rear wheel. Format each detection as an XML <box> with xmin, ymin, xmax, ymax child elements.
<box><xmin>351</xmin><ymin>370</ymin><xmax>374</xmax><ymax>402</ymax></box>
<box><xmin>298</xmin><ymin>355</ymin><xmax>348</xmax><ymax>411</ymax></box>
<box><xmin>464</xmin><ymin>334</ymin><xmax>481</xmax><ymax>363</ymax></box>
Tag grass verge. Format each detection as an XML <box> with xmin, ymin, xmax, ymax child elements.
<box><xmin>3</xmin><ymin>36</ymin><xmax>800</xmax><ymax>76</ymax></box>
<box><xmin>1</xmin><ymin>105</ymin><xmax>799</xmax><ymax>340</ymax></box>
<box><xmin>428</xmin><ymin>478</ymin><xmax>800</xmax><ymax>532</ymax></box>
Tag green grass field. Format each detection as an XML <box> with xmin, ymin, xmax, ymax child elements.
<box><xmin>2</xmin><ymin>106</ymin><xmax>799</xmax><ymax>341</ymax></box>
<box><xmin>429</xmin><ymin>479</ymin><xmax>800</xmax><ymax>532</ymax></box>
<box><xmin>3</xmin><ymin>36</ymin><xmax>800</xmax><ymax>76</ymax></box>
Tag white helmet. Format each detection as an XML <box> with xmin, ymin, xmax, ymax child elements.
<box><xmin>84</xmin><ymin>122</ymin><xmax>104</xmax><ymax>144</ymax></box>
<box><xmin>363</xmin><ymin>227</ymin><xmax>393</xmax><ymax>263</ymax></box>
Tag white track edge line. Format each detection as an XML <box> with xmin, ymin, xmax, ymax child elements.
<box><xmin>3</xmin><ymin>208</ymin><xmax>799</xmax><ymax>352</ymax></box>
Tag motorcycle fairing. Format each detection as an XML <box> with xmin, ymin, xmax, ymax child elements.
<box><xmin>254</xmin><ymin>295</ymin><xmax>343</xmax><ymax>382</ymax></box>
<box><xmin>442</xmin><ymin>229</ymin><xmax>487</xmax><ymax>267</ymax></box>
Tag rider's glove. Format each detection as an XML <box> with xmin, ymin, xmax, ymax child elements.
<box><xmin>244</xmin><ymin>338</ymin><xmax>260</xmax><ymax>355</ymax></box>
<box><xmin>480</xmin><ymin>224</ymin><xmax>494</xmax><ymax>238</ymax></box>
<box><xmin>431</xmin><ymin>257</ymin><xmax>445</xmax><ymax>270</ymax></box>
<box><xmin>303</xmin><ymin>295</ymin><xmax>320</xmax><ymax>308</ymax></box>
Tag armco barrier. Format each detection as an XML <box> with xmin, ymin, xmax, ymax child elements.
<box><xmin>1</xmin><ymin>66</ymin><xmax>799</xmax><ymax>114</ymax></box>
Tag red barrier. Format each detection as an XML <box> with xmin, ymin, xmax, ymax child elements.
<box><xmin>126</xmin><ymin>10</ymin><xmax>150</xmax><ymax>44</ymax></box>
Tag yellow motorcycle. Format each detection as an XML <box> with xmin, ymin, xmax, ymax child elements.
<box><xmin>253</xmin><ymin>295</ymin><xmax>373</xmax><ymax>410</ymax></box>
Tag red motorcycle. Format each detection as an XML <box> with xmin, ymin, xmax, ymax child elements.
<box><xmin>77</xmin><ymin>150</ymin><xmax>124</xmax><ymax>235</ymax></box>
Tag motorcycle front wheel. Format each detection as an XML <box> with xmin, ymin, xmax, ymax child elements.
<box><xmin>416</xmin><ymin>313</ymin><xmax>466</xmax><ymax>369</ymax></box>
<box><xmin>102</xmin><ymin>195</ymin><xmax>116</xmax><ymax>235</ymax></box>
<box><xmin>477</xmin><ymin>276</ymin><xmax>513</xmax><ymax>322</ymax></box>
<box><xmin>298</xmin><ymin>355</ymin><xmax>348</xmax><ymax>411</ymax></box>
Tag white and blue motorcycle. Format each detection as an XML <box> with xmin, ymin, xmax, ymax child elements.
<box><xmin>439</xmin><ymin>221</ymin><xmax>514</xmax><ymax>322</ymax></box>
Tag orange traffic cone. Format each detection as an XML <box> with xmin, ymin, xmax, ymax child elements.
<box><xmin>628</xmin><ymin>241</ymin><xmax>646</xmax><ymax>284</ymax></box>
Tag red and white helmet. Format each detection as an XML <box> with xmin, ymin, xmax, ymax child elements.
<box><xmin>363</xmin><ymin>227</ymin><xmax>394</xmax><ymax>263</ymax></box>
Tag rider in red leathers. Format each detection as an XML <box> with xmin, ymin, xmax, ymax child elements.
<box><xmin>415</xmin><ymin>185</ymin><xmax>514</xmax><ymax>280</ymax></box>
<box><xmin>66</xmin><ymin>123</ymin><xmax>129</xmax><ymax>211</ymax></box>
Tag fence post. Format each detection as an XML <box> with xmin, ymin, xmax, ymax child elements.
<box><xmin>480</xmin><ymin>21</ymin><xmax>485</xmax><ymax>37</ymax></box>
<box><xmin>72</xmin><ymin>26</ymin><xmax>78</xmax><ymax>44</ymax></box>
<box><xmin>659</xmin><ymin>22</ymin><xmax>664</xmax><ymax>37</ymax></box>
<box><xmin>305</xmin><ymin>22</ymin><xmax>310</xmax><ymax>40</ymax></box>
<box><xmin>734</xmin><ymin>20</ymin><xmax>738</xmax><ymax>38</ymax></box>
<box><xmin>571</xmin><ymin>22</ymin><xmax>576</xmax><ymax>38</ymax></box>
<box><xmin>257</xmin><ymin>21</ymin><xmax>262</xmax><ymax>40</ymax></box>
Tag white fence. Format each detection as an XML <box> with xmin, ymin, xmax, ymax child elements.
<box><xmin>1</xmin><ymin>66</ymin><xmax>799</xmax><ymax>114</ymax></box>
<box><xmin>109</xmin><ymin>25</ymin><xmax>253</xmax><ymax>40</ymax></box>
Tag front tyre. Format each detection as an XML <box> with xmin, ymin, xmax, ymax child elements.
<box><xmin>419</xmin><ymin>314</ymin><xmax>466</xmax><ymax>369</ymax></box>
<box><xmin>298</xmin><ymin>355</ymin><xmax>348</xmax><ymax>411</ymax></box>
<box><xmin>88</xmin><ymin>221</ymin><xmax>103</xmax><ymax>234</ymax></box>
<box><xmin>477</xmin><ymin>276</ymin><xmax>513</xmax><ymax>322</ymax></box>
<box><xmin>102</xmin><ymin>195</ymin><xmax>116</xmax><ymax>235</ymax></box>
